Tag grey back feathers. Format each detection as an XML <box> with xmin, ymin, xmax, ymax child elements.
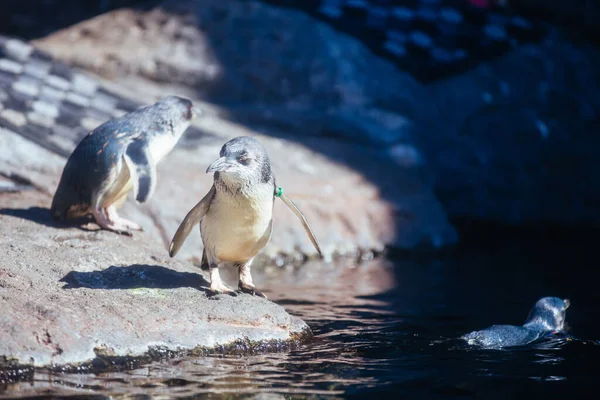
<box><xmin>51</xmin><ymin>95</ymin><xmax>195</xmax><ymax>219</ymax></box>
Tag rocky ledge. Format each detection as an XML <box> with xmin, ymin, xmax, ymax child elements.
<box><xmin>0</xmin><ymin>188</ymin><xmax>310</xmax><ymax>369</ymax></box>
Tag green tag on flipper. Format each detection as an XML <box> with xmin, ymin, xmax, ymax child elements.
<box><xmin>274</xmin><ymin>187</ymin><xmax>284</xmax><ymax>197</ymax></box>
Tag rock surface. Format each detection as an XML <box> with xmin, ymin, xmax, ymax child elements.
<box><xmin>423</xmin><ymin>30</ymin><xmax>600</xmax><ymax>225</ymax></box>
<box><xmin>0</xmin><ymin>187</ymin><xmax>310</xmax><ymax>368</ymax></box>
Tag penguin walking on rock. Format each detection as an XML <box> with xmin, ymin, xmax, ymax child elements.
<box><xmin>51</xmin><ymin>95</ymin><xmax>200</xmax><ymax>235</ymax></box>
<box><xmin>168</xmin><ymin>136</ymin><xmax>321</xmax><ymax>298</ymax></box>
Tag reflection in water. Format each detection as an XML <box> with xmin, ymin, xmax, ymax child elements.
<box><xmin>2</xmin><ymin>242</ymin><xmax>600</xmax><ymax>398</ymax></box>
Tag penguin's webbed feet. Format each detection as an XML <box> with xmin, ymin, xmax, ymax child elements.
<box><xmin>93</xmin><ymin>206</ymin><xmax>143</xmax><ymax>235</ymax></box>
<box><xmin>208</xmin><ymin>282</ymin><xmax>237</xmax><ymax>297</ymax></box>
<box><xmin>238</xmin><ymin>282</ymin><xmax>267</xmax><ymax>299</ymax></box>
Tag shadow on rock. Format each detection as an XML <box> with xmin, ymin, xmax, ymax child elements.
<box><xmin>0</xmin><ymin>207</ymin><xmax>98</xmax><ymax>232</ymax></box>
<box><xmin>60</xmin><ymin>264</ymin><xmax>209</xmax><ymax>290</ymax></box>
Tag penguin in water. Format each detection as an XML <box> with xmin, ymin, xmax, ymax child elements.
<box><xmin>168</xmin><ymin>136</ymin><xmax>322</xmax><ymax>298</ymax></box>
<box><xmin>51</xmin><ymin>96</ymin><xmax>200</xmax><ymax>235</ymax></box>
<box><xmin>462</xmin><ymin>297</ymin><xmax>570</xmax><ymax>349</ymax></box>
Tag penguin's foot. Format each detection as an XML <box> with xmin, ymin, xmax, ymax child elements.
<box><xmin>92</xmin><ymin>207</ymin><xmax>132</xmax><ymax>235</ymax></box>
<box><xmin>92</xmin><ymin>206</ymin><xmax>143</xmax><ymax>235</ymax></box>
<box><xmin>238</xmin><ymin>282</ymin><xmax>267</xmax><ymax>299</ymax></box>
<box><xmin>208</xmin><ymin>264</ymin><xmax>236</xmax><ymax>296</ymax></box>
<box><xmin>208</xmin><ymin>281</ymin><xmax>237</xmax><ymax>296</ymax></box>
<box><xmin>110</xmin><ymin>217</ymin><xmax>142</xmax><ymax>232</ymax></box>
<box><xmin>105</xmin><ymin>206</ymin><xmax>143</xmax><ymax>231</ymax></box>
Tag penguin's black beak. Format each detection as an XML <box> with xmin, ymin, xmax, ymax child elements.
<box><xmin>206</xmin><ymin>157</ymin><xmax>238</xmax><ymax>173</ymax></box>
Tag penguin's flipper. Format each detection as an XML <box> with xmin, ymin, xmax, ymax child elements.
<box><xmin>124</xmin><ymin>138</ymin><xmax>157</xmax><ymax>204</ymax></box>
<box><xmin>279</xmin><ymin>193</ymin><xmax>323</xmax><ymax>257</ymax></box>
<box><xmin>169</xmin><ymin>185</ymin><xmax>216</xmax><ymax>258</ymax></box>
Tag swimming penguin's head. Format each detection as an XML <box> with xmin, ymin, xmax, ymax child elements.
<box><xmin>523</xmin><ymin>297</ymin><xmax>570</xmax><ymax>332</ymax></box>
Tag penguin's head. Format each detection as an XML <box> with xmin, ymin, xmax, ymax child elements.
<box><xmin>523</xmin><ymin>297</ymin><xmax>570</xmax><ymax>332</ymax></box>
<box><xmin>206</xmin><ymin>136</ymin><xmax>272</xmax><ymax>185</ymax></box>
<box><xmin>151</xmin><ymin>95</ymin><xmax>202</xmax><ymax>136</ymax></box>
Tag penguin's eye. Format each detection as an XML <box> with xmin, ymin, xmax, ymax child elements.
<box><xmin>237</xmin><ymin>153</ymin><xmax>250</xmax><ymax>165</ymax></box>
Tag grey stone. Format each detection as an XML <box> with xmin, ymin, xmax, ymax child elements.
<box><xmin>23</xmin><ymin>59</ymin><xmax>52</xmax><ymax>79</ymax></box>
<box><xmin>90</xmin><ymin>91</ymin><xmax>118</xmax><ymax>113</ymax></box>
<box><xmin>439</xmin><ymin>7</ymin><xmax>462</xmax><ymax>24</ymax></box>
<box><xmin>0</xmin><ymin>59</ymin><xmax>24</xmax><ymax>74</ymax></box>
<box><xmin>392</xmin><ymin>7</ymin><xmax>415</xmax><ymax>20</ymax></box>
<box><xmin>410</xmin><ymin>31</ymin><xmax>433</xmax><ymax>48</ymax></box>
<box><xmin>27</xmin><ymin>111</ymin><xmax>56</xmax><ymax>128</ymax></box>
<box><xmin>71</xmin><ymin>73</ymin><xmax>98</xmax><ymax>96</ymax></box>
<box><xmin>45</xmin><ymin>75</ymin><xmax>71</xmax><ymax>91</ymax></box>
<box><xmin>39</xmin><ymin>85</ymin><xmax>66</xmax><ymax>101</ymax></box>
<box><xmin>318</xmin><ymin>4</ymin><xmax>342</xmax><ymax>19</ymax></box>
<box><xmin>0</xmin><ymin>189</ymin><xmax>310</xmax><ymax>368</ymax></box>
<box><xmin>0</xmin><ymin>109</ymin><xmax>27</xmax><ymax>127</ymax></box>
<box><xmin>0</xmin><ymin>128</ymin><xmax>64</xmax><ymax>194</ymax></box>
<box><xmin>416</xmin><ymin>7</ymin><xmax>437</xmax><ymax>21</ymax></box>
<box><xmin>3</xmin><ymin>39</ymin><xmax>33</xmax><ymax>62</ymax></box>
<box><xmin>484</xmin><ymin>24</ymin><xmax>507</xmax><ymax>41</ymax></box>
<box><xmin>384</xmin><ymin>41</ymin><xmax>407</xmax><ymax>57</ymax></box>
<box><xmin>65</xmin><ymin>91</ymin><xmax>90</xmax><ymax>107</ymax></box>
<box><xmin>13</xmin><ymin>75</ymin><xmax>40</xmax><ymax>97</ymax></box>
<box><xmin>31</xmin><ymin>100</ymin><xmax>60</xmax><ymax>119</ymax></box>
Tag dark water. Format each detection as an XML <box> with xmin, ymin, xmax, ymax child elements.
<box><xmin>3</xmin><ymin>237</ymin><xmax>600</xmax><ymax>399</ymax></box>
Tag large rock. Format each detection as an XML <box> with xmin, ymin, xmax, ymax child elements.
<box><xmin>0</xmin><ymin>182</ymin><xmax>310</xmax><ymax>368</ymax></box>
<box><xmin>423</xmin><ymin>29</ymin><xmax>600</xmax><ymax>225</ymax></box>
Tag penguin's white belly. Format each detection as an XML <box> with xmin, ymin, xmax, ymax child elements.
<box><xmin>201</xmin><ymin>191</ymin><xmax>273</xmax><ymax>263</ymax></box>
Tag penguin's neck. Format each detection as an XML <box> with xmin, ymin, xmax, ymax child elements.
<box><xmin>147</xmin><ymin>120</ymin><xmax>191</xmax><ymax>163</ymax></box>
<box><xmin>523</xmin><ymin>319</ymin><xmax>559</xmax><ymax>332</ymax></box>
<box><xmin>215</xmin><ymin>173</ymin><xmax>274</xmax><ymax>200</ymax></box>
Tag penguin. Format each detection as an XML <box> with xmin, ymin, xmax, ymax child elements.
<box><xmin>462</xmin><ymin>297</ymin><xmax>571</xmax><ymax>348</ymax></box>
<box><xmin>51</xmin><ymin>95</ymin><xmax>200</xmax><ymax>235</ymax></box>
<box><xmin>168</xmin><ymin>136</ymin><xmax>321</xmax><ymax>297</ymax></box>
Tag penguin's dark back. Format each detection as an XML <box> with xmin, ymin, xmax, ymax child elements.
<box><xmin>50</xmin><ymin>117</ymin><xmax>141</xmax><ymax>219</ymax></box>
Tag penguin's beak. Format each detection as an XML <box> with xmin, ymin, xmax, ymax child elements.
<box><xmin>206</xmin><ymin>157</ymin><xmax>237</xmax><ymax>173</ymax></box>
<box><xmin>564</xmin><ymin>299</ymin><xmax>570</xmax><ymax>309</ymax></box>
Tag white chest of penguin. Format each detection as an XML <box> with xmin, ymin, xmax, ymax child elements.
<box><xmin>147</xmin><ymin>133</ymin><xmax>179</xmax><ymax>164</ymax></box>
<box><xmin>200</xmin><ymin>185</ymin><xmax>274</xmax><ymax>263</ymax></box>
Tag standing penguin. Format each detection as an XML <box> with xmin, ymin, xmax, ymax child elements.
<box><xmin>51</xmin><ymin>95</ymin><xmax>200</xmax><ymax>235</ymax></box>
<box><xmin>168</xmin><ymin>136</ymin><xmax>321</xmax><ymax>297</ymax></box>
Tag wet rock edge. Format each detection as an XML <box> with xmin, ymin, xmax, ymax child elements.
<box><xmin>0</xmin><ymin>326</ymin><xmax>313</xmax><ymax>382</ymax></box>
